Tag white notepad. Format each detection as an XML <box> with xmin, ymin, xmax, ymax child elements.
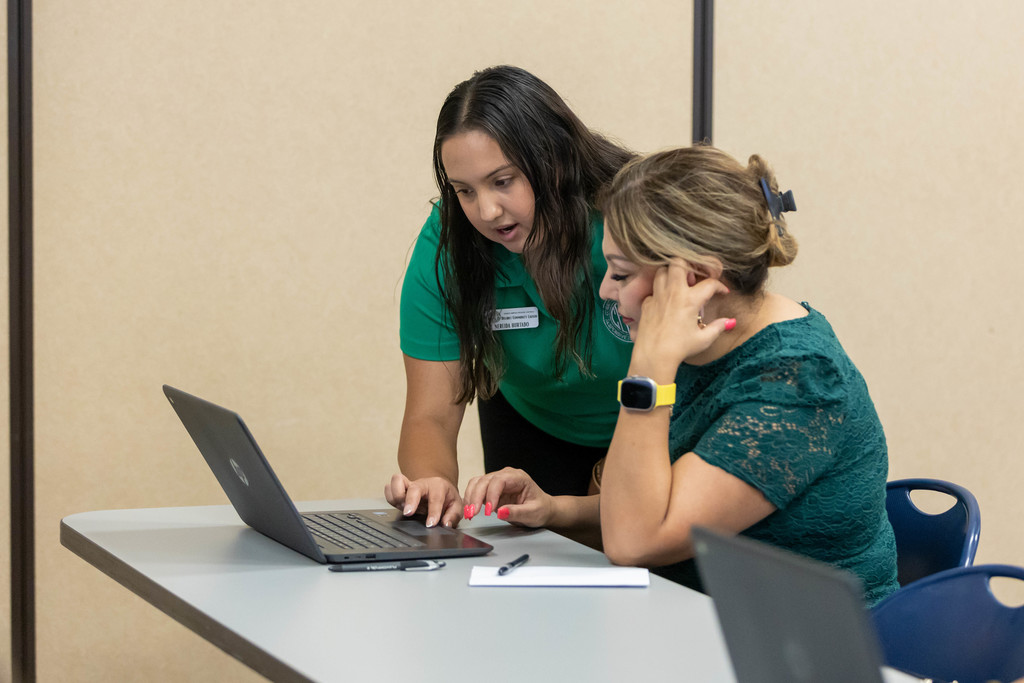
<box><xmin>469</xmin><ymin>565</ymin><xmax>650</xmax><ymax>587</ymax></box>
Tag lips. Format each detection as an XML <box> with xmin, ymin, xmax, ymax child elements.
<box><xmin>494</xmin><ymin>224</ymin><xmax>519</xmax><ymax>242</ymax></box>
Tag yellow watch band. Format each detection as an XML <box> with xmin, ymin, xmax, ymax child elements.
<box><xmin>652</xmin><ymin>381</ymin><xmax>676</xmax><ymax>407</ymax></box>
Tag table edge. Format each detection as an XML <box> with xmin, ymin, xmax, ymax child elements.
<box><xmin>59</xmin><ymin>517</ymin><xmax>311</xmax><ymax>683</ymax></box>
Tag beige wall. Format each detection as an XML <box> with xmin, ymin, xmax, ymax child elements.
<box><xmin>23</xmin><ymin>1</ymin><xmax>1024</xmax><ymax>680</ymax></box>
<box><xmin>32</xmin><ymin>2</ymin><xmax>691</xmax><ymax>680</ymax></box>
<box><xmin>714</xmin><ymin>0</ymin><xmax>1024</xmax><ymax>582</ymax></box>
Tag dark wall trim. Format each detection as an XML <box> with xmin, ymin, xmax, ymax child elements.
<box><xmin>8</xmin><ymin>0</ymin><xmax>35</xmax><ymax>681</ymax></box>
<box><xmin>692</xmin><ymin>0</ymin><xmax>714</xmax><ymax>144</ymax></box>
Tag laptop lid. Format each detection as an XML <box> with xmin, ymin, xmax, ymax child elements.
<box><xmin>692</xmin><ymin>527</ymin><xmax>885</xmax><ymax>683</ymax></box>
<box><xmin>163</xmin><ymin>384</ymin><xmax>492</xmax><ymax>564</ymax></box>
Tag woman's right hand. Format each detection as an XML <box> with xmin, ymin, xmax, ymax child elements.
<box><xmin>461</xmin><ymin>467</ymin><xmax>555</xmax><ymax>527</ymax></box>
<box><xmin>385</xmin><ymin>473</ymin><xmax>463</xmax><ymax>528</ymax></box>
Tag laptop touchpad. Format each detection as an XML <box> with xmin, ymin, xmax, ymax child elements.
<box><xmin>393</xmin><ymin>521</ymin><xmax>451</xmax><ymax>536</ymax></box>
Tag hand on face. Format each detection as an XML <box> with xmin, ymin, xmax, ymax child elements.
<box><xmin>629</xmin><ymin>259</ymin><xmax>734</xmax><ymax>377</ymax></box>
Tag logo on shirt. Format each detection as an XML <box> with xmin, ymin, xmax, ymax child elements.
<box><xmin>602</xmin><ymin>300</ymin><xmax>632</xmax><ymax>342</ymax></box>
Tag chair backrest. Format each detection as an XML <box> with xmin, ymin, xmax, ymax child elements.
<box><xmin>872</xmin><ymin>564</ymin><xmax>1024</xmax><ymax>683</ymax></box>
<box><xmin>886</xmin><ymin>478</ymin><xmax>980</xmax><ymax>586</ymax></box>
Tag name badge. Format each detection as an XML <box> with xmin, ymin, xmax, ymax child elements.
<box><xmin>491</xmin><ymin>307</ymin><xmax>540</xmax><ymax>331</ymax></box>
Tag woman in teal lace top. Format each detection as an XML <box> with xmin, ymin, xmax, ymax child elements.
<box><xmin>461</xmin><ymin>145</ymin><xmax>899</xmax><ymax>604</ymax></box>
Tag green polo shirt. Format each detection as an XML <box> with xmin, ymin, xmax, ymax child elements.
<box><xmin>400</xmin><ymin>204</ymin><xmax>634</xmax><ymax>447</ymax></box>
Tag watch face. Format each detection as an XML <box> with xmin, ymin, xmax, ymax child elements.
<box><xmin>620</xmin><ymin>378</ymin><xmax>656</xmax><ymax>410</ymax></box>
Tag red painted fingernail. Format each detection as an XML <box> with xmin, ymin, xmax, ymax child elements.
<box><xmin>497</xmin><ymin>507</ymin><xmax>510</xmax><ymax>521</ymax></box>
<box><xmin>485</xmin><ymin>502</ymin><xmax>493</xmax><ymax>516</ymax></box>
<box><xmin>464</xmin><ymin>504</ymin><xmax>473</xmax><ymax>520</ymax></box>
<box><xmin>725</xmin><ymin>318</ymin><xmax>737</xmax><ymax>331</ymax></box>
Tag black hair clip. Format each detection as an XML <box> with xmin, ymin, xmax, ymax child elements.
<box><xmin>759</xmin><ymin>178</ymin><xmax>797</xmax><ymax>221</ymax></box>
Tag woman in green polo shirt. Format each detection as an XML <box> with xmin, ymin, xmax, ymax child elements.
<box><xmin>384</xmin><ymin>65</ymin><xmax>636</xmax><ymax>530</ymax></box>
<box><xmin>461</xmin><ymin>145</ymin><xmax>899</xmax><ymax>604</ymax></box>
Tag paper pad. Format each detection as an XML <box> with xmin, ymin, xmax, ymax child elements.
<box><xmin>469</xmin><ymin>565</ymin><xmax>649</xmax><ymax>587</ymax></box>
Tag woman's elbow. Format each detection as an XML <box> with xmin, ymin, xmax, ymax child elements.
<box><xmin>603</xmin><ymin>525</ymin><xmax>694</xmax><ymax>568</ymax></box>
<box><xmin>603</xmin><ymin>534</ymin><xmax>656</xmax><ymax>567</ymax></box>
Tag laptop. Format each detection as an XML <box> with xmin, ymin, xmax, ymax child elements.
<box><xmin>163</xmin><ymin>384</ymin><xmax>493</xmax><ymax>564</ymax></box>
<box><xmin>692</xmin><ymin>527</ymin><xmax>894</xmax><ymax>683</ymax></box>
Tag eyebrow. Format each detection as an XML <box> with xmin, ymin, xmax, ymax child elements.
<box><xmin>604</xmin><ymin>254</ymin><xmax>633</xmax><ymax>264</ymax></box>
<box><xmin>447</xmin><ymin>164</ymin><xmax>516</xmax><ymax>186</ymax></box>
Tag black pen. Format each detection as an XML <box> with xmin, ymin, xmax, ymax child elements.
<box><xmin>497</xmin><ymin>553</ymin><xmax>530</xmax><ymax>575</ymax></box>
<box><xmin>328</xmin><ymin>560</ymin><xmax>446</xmax><ymax>573</ymax></box>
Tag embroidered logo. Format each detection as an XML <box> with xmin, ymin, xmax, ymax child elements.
<box><xmin>602</xmin><ymin>299</ymin><xmax>632</xmax><ymax>342</ymax></box>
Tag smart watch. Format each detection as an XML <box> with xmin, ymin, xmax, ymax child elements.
<box><xmin>617</xmin><ymin>376</ymin><xmax>676</xmax><ymax>412</ymax></box>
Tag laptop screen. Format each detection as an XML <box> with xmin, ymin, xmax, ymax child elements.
<box><xmin>692</xmin><ymin>527</ymin><xmax>885</xmax><ymax>683</ymax></box>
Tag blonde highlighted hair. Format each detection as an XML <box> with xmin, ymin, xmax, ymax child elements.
<box><xmin>600</xmin><ymin>145</ymin><xmax>798</xmax><ymax>295</ymax></box>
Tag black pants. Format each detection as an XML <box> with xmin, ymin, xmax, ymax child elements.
<box><xmin>477</xmin><ymin>389</ymin><xmax>606</xmax><ymax>497</ymax></box>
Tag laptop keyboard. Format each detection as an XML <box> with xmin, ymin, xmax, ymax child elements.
<box><xmin>303</xmin><ymin>513</ymin><xmax>423</xmax><ymax>550</ymax></box>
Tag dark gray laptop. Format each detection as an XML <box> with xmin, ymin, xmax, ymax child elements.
<box><xmin>163</xmin><ymin>385</ymin><xmax>492</xmax><ymax>564</ymax></box>
<box><xmin>692</xmin><ymin>527</ymin><xmax>886</xmax><ymax>683</ymax></box>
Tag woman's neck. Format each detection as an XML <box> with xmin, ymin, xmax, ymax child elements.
<box><xmin>685</xmin><ymin>291</ymin><xmax>806</xmax><ymax>366</ymax></box>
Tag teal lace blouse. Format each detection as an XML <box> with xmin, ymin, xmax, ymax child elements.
<box><xmin>656</xmin><ymin>303</ymin><xmax>899</xmax><ymax>605</ymax></box>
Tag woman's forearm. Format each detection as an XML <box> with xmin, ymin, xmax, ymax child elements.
<box><xmin>397</xmin><ymin>417</ymin><xmax>461</xmax><ymax>484</ymax></box>
<box><xmin>547</xmin><ymin>494</ymin><xmax>603</xmax><ymax>550</ymax></box>
<box><xmin>600</xmin><ymin>407</ymin><xmax>678</xmax><ymax>565</ymax></box>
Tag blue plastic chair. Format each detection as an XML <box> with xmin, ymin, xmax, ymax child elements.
<box><xmin>872</xmin><ymin>564</ymin><xmax>1024</xmax><ymax>683</ymax></box>
<box><xmin>886</xmin><ymin>478</ymin><xmax>980</xmax><ymax>586</ymax></box>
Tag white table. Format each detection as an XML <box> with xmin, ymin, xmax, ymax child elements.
<box><xmin>61</xmin><ymin>499</ymin><xmax>737</xmax><ymax>682</ymax></box>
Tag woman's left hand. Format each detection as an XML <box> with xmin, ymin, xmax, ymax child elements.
<box><xmin>631</xmin><ymin>259</ymin><xmax>733</xmax><ymax>376</ymax></box>
<box><xmin>461</xmin><ymin>467</ymin><xmax>555</xmax><ymax>527</ymax></box>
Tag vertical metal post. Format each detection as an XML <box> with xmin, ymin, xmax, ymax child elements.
<box><xmin>692</xmin><ymin>0</ymin><xmax>714</xmax><ymax>144</ymax></box>
<box><xmin>8</xmin><ymin>0</ymin><xmax>35</xmax><ymax>680</ymax></box>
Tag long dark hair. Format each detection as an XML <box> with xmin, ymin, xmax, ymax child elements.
<box><xmin>432</xmin><ymin>65</ymin><xmax>634</xmax><ymax>403</ymax></box>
